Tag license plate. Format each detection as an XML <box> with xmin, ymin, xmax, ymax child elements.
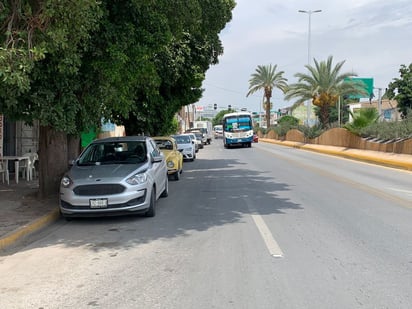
<box><xmin>237</xmin><ymin>139</ymin><xmax>242</xmax><ymax>142</ymax></box>
<box><xmin>90</xmin><ymin>199</ymin><xmax>108</xmax><ymax>208</ymax></box>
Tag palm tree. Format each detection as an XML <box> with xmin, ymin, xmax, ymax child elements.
<box><xmin>247</xmin><ymin>64</ymin><xmax>288</xmax><ymax>128</ymax></box>
<box><xmin>284</xmin><ymin>56</ymin><xmax>367</xmax><ymax>127</ymax></box>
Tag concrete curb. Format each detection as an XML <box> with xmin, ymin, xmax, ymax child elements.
<box><xmin>260</xmin><ymin>138</ymin><xmax>412</xmax><ymax>171</ymax></box>
<box><xmin>0</xmin><ymin>208</ymin><xmax>61</xmax><ymax>251</ymax></box>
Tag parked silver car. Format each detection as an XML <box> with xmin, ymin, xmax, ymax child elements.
<box><xmin>59</xmin><ymin>136</ymin><xmax>168</xmax><ymax>218</ymax></box>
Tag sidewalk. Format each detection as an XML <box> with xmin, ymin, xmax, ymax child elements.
<box><xmin>1</xmin><ymin>142</ymin><xmax>411</xmax><ymax>252</ymax></box>
<box><xmin>0</xmin><ymin>179</ymin><xmax>60</xmax><ymax>251</ymax></box>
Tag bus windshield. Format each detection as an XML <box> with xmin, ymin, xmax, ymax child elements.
<box><xmin>223</xmin><ymin>115</ymin><xmax>252</xmax><ymax>132</ymax></box>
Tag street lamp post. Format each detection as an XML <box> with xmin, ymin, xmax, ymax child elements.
<box><xmin>299</xmin><ymin>9</ymin><xmax>322</xmax><ymax>125</ymax></box>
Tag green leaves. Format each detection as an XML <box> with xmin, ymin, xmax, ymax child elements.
<box><xmin>285</xmin><ymin>56</ymin><xmax>366</xmax><ymax>127</ymax></box>
<box><xmin>386</xmin><ymin>64</ymin><xmax>412</xmax><ymax>117</ymax></box>
<box><xmin>1</xmin><ymin>0</ymin><xmax>235</xmax><ymax>136</ymax></box>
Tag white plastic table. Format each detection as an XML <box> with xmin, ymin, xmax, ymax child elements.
<box><xmin>2</xmin><ymin>156</ymin><xmax>30</xmax><ymax>184</ymax></box>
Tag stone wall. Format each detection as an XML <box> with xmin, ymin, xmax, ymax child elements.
<box><xmin>264</xmin><ymin>127</ymin><xmax>412</xmax><ymax>155</ymax></box>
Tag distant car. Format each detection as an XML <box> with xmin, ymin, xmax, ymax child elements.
<box><xmin>172</xmin><ymin>134</ymin><xmax>196</xmax><ymax>161</ymax></box>
<box><xmin>153</xmin><ymin>136</ymin><xmax>183</xmax><ymax>180</ymax></box>
<box><xmin>185</xmin><ymin>129</ymin><xmax>207</xmax><ymax>146</ymax></box>
<box><xmin>185</xmin><ymin>132</ymin><xmax>201</xmax><ymax>152</ymax></box>
<box><xmin>253</xmin><ymin>133</ymin><xmax>259</xmax><ymax>143</ymax></box>
<box><xmin>59</xmin><ymin>136</ymin><xmax>169</xmax><ymax>219</ymax></box>
<box><xmin>214</xmin><ymin>125</ymin><xmax>223</xmax><ymax>139</ymax></box>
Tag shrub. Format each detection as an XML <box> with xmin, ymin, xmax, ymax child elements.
<box><xmin>344</xmin><ymin>108</ymin><xmax>379</xmax><ymax>135</ymax></box>
<box><xmin>278</xmin><ymin>115</ymin><xmax>299</xmax><ymax>126</ymax></box>
<box><xmin>360</xmin><ymin>113</ymin><xmax>412</xmax><ymax>140</ymax></box>
<box><xmin>298</xmin><ymin>124</ymin><xmax>324</xmax><ymax>139</ymax></box>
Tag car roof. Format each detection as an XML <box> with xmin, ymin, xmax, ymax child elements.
<box><xmin>152</xmin><ymin>136</ymin><xmax>176</xmax><ymax>141</ymax></box>
<box><xmin>92</xmin><ymin>136</ymin><xmax>148</xmax><ymax>144</ymax></box>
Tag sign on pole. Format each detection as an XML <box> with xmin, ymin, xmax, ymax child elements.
<box><xmin>344</xmin><ymin>77</ymin><xmax>374</xmax><ymax>99</ymax></box>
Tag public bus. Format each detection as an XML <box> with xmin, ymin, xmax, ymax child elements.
<box><xmin>222</xmin><ymin>112</ymin><xmax>254</xmax><ymax>148</ymax></box>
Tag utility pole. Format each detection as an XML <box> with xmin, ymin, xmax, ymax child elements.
<box><xmin>375</xmin><ymin>87</ymin><xmax>382</xmax><ymax>121</ymax></box>
<box><xmin>299</xmin><ymin>9</ymin><xmax>322</xmax><ymax>126</ymax></box>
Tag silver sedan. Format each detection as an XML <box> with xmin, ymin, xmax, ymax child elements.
<box><xmin>59</xmin><ymin>136</ymin><xmax>168</xmax><ymax>219</ymax></box>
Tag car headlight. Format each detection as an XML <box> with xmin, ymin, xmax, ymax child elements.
<box><xmin>126</xmin><ymin>172</ymin><xmax>148</xmax><ymax>185</ymax></box>
<box><xmin>167</xmin><ymin>161</ymin><xmax>175</xmax><ymax>168</ymax></box>
<box><xmin>61</xmin><ymin>176</ymin><xmax>72</xmax><ymax>188</ymax></box>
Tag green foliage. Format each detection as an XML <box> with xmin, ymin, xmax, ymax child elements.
<box><xmin>278</xmin><ymin>115</ymin><xmax>299</xmax><ymax>126</ymax></box>
<box><xmin>273</xmin><ymin>123</ymin><xmax>293</xmax><ymax>137</ymax></box>
<box><xmin>285</xmin><ymin>56</ymin><xmax>367</xmax><ymax>127</ymax></box>
<box><xmin>360</xmin><ymin>110</ymin><xmax>412</xmax><ymax>140</ymax></box>
<box><xmin>0</xmin><ymin>0</ymin><xmax>236</xmax><ymax>136</ymax></box>
<box><xmin>212</xmin><ymin>109</ymin><xmax>232</xmax><ymax>126</ymax></box>
<box><xmin>344</xmin><ymin>108</ymin><xmax>379</xmax><ymax>135</ymax></box>
<box><xmin>0</xmin><ymin>0</ymin><xmax>103</xmax><ymax>131</ymax></box>
<box><xmin>386</xmin><ymin>63</ymin><xmax>412</xmax><ymax>117</ymax></box>
<box><xmin>297</xmin><ymin>124</ymin><xmax>324</xmax><ymax>139</ymax></box>
<box><xmin>273</xmin><ymin>116</ymin><xmax>298</xmax><ymax>137</ymax></box>
<box><xmin>247</xmin><ymin>64</ymin><xmax>288</xmax><ymax>128</ymax></box>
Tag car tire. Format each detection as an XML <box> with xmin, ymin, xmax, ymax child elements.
<box><xmin>160</xmin><ymin>176</ymin><xmax>169</xmax><ymax>197</ymax></box>
<box><xmin>174</xmin><ymin>170</ymin><xmax>180</xmax><ymax>180</ymax></box>
<box><xmin>145</xmin><ymin>188</ymin><xmax>156</xmax><ymax>217</ymax></box>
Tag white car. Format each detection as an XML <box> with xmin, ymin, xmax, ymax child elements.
<box><xmin>172</xmin><ymin>134</ymin><xmax>196</xmax><ymax>161</ymax></box>
<box><xmin>185</xmin><ymin>132</ymin><xmax>201</xmax><ymax>152</ymax></box>
<box><xmin>59</xmin><ymin>136</ymin><xmax>168</xmax><ymax>219</ymax></box>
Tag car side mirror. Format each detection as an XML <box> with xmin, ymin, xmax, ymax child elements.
<box><xmin>151</xmin><ymin>154</ymin><xmax>163</xmax><ymax>163</ymax></box>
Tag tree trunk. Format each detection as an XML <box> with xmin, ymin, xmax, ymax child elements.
<box><xmin>320</xmin><ymin>104</ymin><xmax>329</xmax><ymax>128</ymax></box>
<box><xmin>265</xmin><ymin>97</ymin><xmax>271</xmax><ymax>129</ymax></box>
<box><xmin>67</xmin><ymin>135</ymin><xmax>81</xmax><ymax>163</ymax></box>
<box><xmin>38</xmin><ymin>126</ymin><xmax>68</xmax><ymax>199</ymax></box>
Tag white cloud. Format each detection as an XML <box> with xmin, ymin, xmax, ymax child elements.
<box><xmin>198</xmin><ymin>0</ymin><xmax>412</xmax><ymax>111</ymax></box>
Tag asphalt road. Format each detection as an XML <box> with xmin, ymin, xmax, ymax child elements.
<box><xmin>0</xmin><ymin>140</ymin><xmax>411</xmax><ymax>309</ymax></box>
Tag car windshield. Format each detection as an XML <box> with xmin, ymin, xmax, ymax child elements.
<box><xmin>77</xmin><ymin>141</ymin><xmax>147</xmax><ymax>165</ymax></box>
<box><xmin>173</xmin><ymin>135</ymin><xmax>191</xmax><ymax>144</ymax></box>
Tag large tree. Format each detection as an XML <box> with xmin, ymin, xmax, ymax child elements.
<box><xmin>386</xmin><ymin>63</ymin><xmax>412</xmax><ymax>117</ymax></box>
<box><xmin>285</xmin><ymin>56</ymin><xmax>367</xmax><ymax>128</ymax></box>
<box><xmin>0</xmin><ymin>0</ymin><xmax>235</xmax><ymax>197</ymax></box>
<box><xmin>0</xmin><ymin>0</ymin><xmax>103</xmax><ymax>197</ymax></box>
<box><xmin>246</xmin><ymin>64</ymin><xmax>288</xmax><ymax>128</ymax></box>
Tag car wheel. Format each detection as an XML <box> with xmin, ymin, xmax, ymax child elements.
<box><xmin>145</xmin><ymin>187</ymin><xmax>156</xmax><ymax>217</ymax></box>
<box><xmin>160</xmin><ymin>175</ymin><xmax>169</xmax><ymax>197</ymax></box>
<box><xmin>174</xmin><ymin>169</ymin><xmax>180</xmax><ymax>180</ymax></box>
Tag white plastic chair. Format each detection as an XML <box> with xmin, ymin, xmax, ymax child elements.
<box><xmin>19</xmin><ymin>152</ymin><xmax>38</xmax><ymax>181</ymax></box>
<box><xmin>0</xmin><ymin>158</ymin><xmax>10</xmax><ymax>185</ymax></box>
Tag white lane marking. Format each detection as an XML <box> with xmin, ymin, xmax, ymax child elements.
<box><xmin>251</xmin><ymin>214</ymin><xmax>284</xmax><ymax>258</ymax></box>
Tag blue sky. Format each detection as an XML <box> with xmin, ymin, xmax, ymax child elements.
<box><xmin>197</xmin><ymin>0</ymin><xmax>412</xmax><ymax>113</ymax></box>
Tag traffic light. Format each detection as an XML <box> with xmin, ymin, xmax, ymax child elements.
<box><xmin>228</xmin><ymin>104</ymin><xmax>231</xmax><ymax>110</ymax></box>
<box><xmin>214</xmin><ymin>103</ymin><xmax>217</xmax><ymax>110</ymax></box>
